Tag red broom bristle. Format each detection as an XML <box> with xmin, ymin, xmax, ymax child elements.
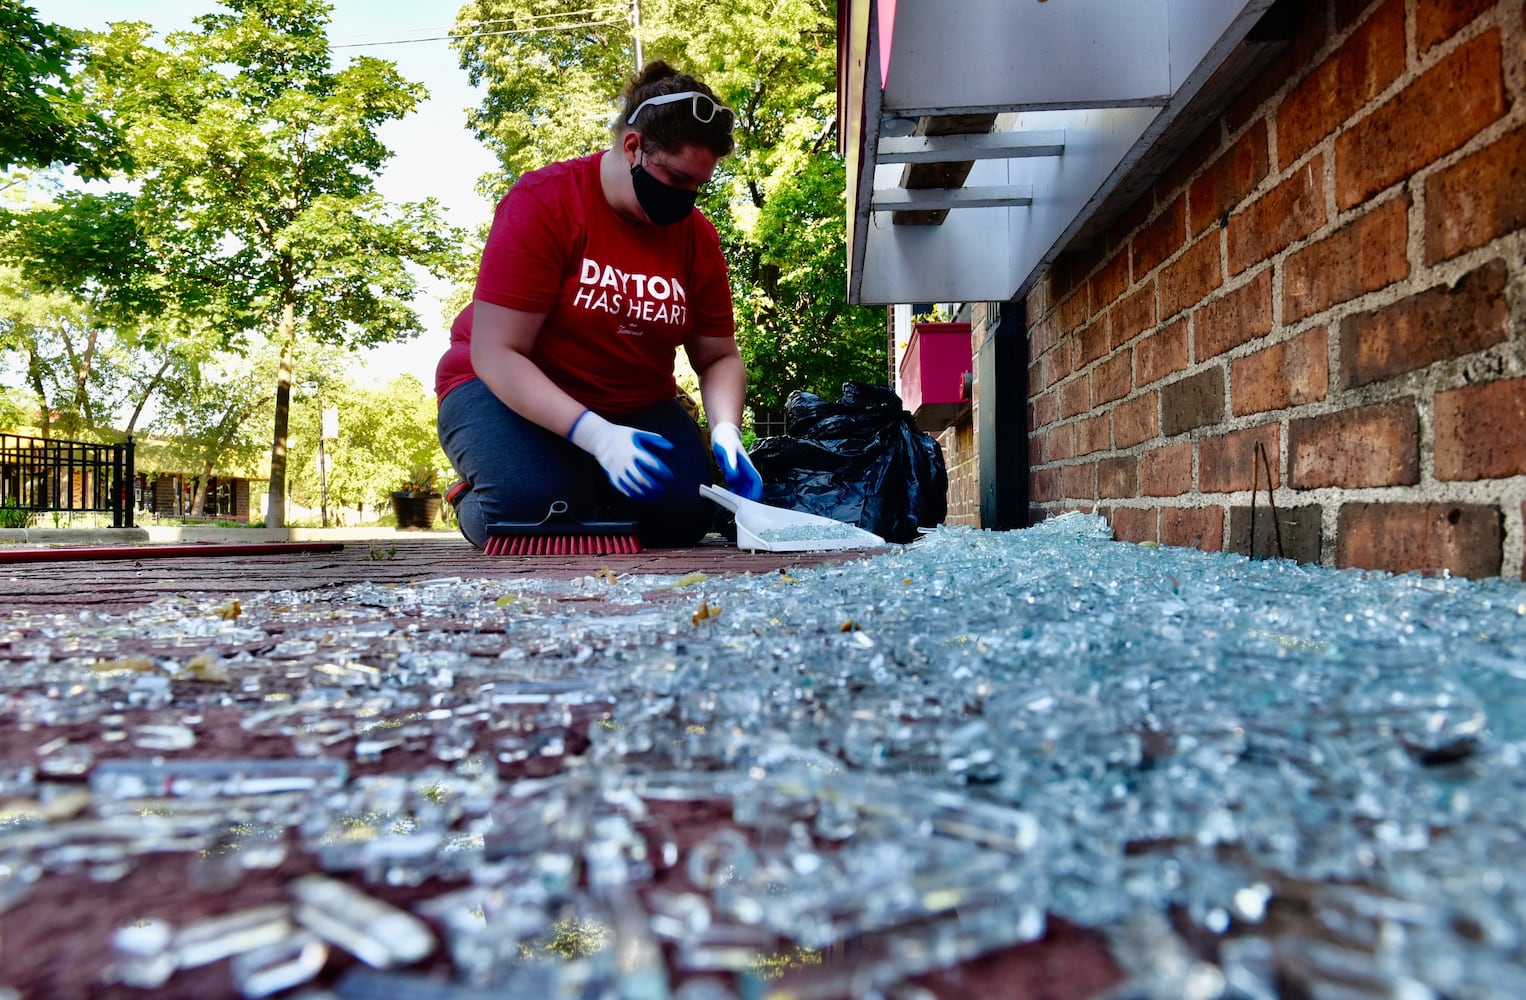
<box><xmin>481</xmin><ymin>531</ymin><xmax>644</xmax><ymax>556</ymax></box>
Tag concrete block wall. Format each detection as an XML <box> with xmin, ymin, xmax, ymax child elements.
<box><xmin>1024</xmin><ymin>0</ymin><xmax>1526</xmax><ymax>578</ymax></box>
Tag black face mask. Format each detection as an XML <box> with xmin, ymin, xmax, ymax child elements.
<box><xmin>630</xmin><ymin>157</ymin><xmax>697</xmax><ymax>225</ymax></box>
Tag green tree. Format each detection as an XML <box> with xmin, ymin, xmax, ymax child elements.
<box><xmin>0</xmin><ymin>265</ymin><xmax>73</xmax><ymax>437</ymax></box>
<box><xmin>453</xmin><ymin>0</ymin><xmax>631</xmax><ymax>190</ymax></box>
<box><xmin>149</xmin><ymin>348</ymin><xmax>272</xmax><ymax>515</ymax></box>
<box><xmin>0</xmin><ymin>189</ymin><xmax>218</xmax><ymax>437</ymax></box>
<box><xmin>0</xmin><ymin>264</ymin><xmax>141</xmax><ymax>440</ymax></box>
<box><xmin>452</xmin><ymin>0</ymin><xmax>886</xmax><ymax>417</ymax></box>
<box><xmin>0</xmin><ymin>385</ymin><xmax>25</xmax><ymax>431</ymax></box>
<box><xmin>0</xmin><ymin>0</ymin><xmax>128</xmax><ymax>178</ymax></box>
<box><xmin>730</xmin><ymin>144</ymin><xmax>886</xmax><ymax>411</ymax></box>
<box><xmin>284</xmin><ymin>373</ymin><xmax>448</xmax><ymax>519</ymax></box>
<box><xmin>83</xmin><ymin>0</ymin><xmax>465</xmax><ymax>526</ymax></box>
<box><xmin>2</xmin><ymin>191</ymin><xmax>174</xmax><ymax>320</ymax></box>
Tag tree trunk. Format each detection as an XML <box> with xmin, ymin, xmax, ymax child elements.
<box><xmin>264</xmin><ymin>300</ymin><xmax>297</xmax><ymax>527</ymax></box>
<box><xmin>192</xmin><ymin>463</ymin><xmax>212</xmax><ymax>516</ymax></box>
<box><xmin>75</xmin><ymin>325</ymin><xmax>100</xmax><ymax>431</ymax></box>
<box><xmin>125</xmin><ymin>358</ymin><xmax>172</xmax><ymax>436</ymax></box>
<box><xmin>26</xmin><ymin>348</ymin><xmax>50</xmax><ymax>441</ymax></box>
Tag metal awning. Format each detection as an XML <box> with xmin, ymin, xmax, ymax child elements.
<box><xmin>839</xmin><ymin>0</ymin><xmax>1285</xmax><ymax>305</ymax></box>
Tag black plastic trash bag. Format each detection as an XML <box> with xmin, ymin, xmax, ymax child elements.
<box><xmin>750</xmin><ymin>382</ymin><xmax>947</xmax><ymax>543</ymax></box>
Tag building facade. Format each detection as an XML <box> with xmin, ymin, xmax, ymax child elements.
<box><xmin>850</xmin><ymin>0</ymin><xmax>1526</xmax><ymax>578</ymax></box>
<box><xmin>139</xmin><ymin>472</ymin><xmax>254</xmax><ymax>521</ymax></box>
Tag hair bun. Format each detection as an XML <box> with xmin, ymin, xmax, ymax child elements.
<box><xmin>617</xmin><ymin>61</ymin><xmax>734</xmax><ymax>158</ymax></box>
<box><xmin>631</xmin><ymin>60</ymin><xmax>679</xmax><ymax>89</ymax></box>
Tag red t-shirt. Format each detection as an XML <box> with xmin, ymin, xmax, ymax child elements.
<box><xmin>434</xmin><ymin>151</ymin><xmax>735</xmax><ymax>416</ymax></box>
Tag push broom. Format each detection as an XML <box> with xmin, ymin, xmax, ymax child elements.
<box><xmin>482</xmin><ymin>500</ymin><xmax>643</xmax><ymax>555</ymax></box>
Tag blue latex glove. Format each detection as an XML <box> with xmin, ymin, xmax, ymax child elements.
<box><xmin>568</xmin><ymin>410</ymin><xmax>674</xmax><ymax>499</ymax></box>
<box><xmin>710</xmin><ymin>422</ymin><xmax>762</xmax><ymax>500</ymax></box>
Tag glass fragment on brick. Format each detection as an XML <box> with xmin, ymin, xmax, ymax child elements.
<box><xmin>2</xmin><ymin>514</ymin><xmax>1524</xmax><ymax>997</ymax></box>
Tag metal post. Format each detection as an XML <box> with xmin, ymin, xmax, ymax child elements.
<box><xmin>111</xmin><ymin>435</ymin><xmax>130</xmax><ymax>528</ymax></box>
<box><xmin>630</xmin><ymin>0</ymin><xmax>643</xmax><ymax>70</ymax></box>
<box><xmin>318</xmin><ymin>436</ymin><xmax>329</xmax><ymax>529</ymax></box>
<box><xmin>977</xmin><ymin>301</ymin><xmax>1029</xmax><ymax>529</ymax></box>
<box><xmin>125</xmin><ymin>435</ymin><xmax>136</xmax><ymax>528</ymax></box>
<box><xmin>112</xmin><ymin>438</ymin><xmax>124</xmax><ymax>527</ymax></box>
<box><xmin>319</xmin><ymin>405</ymin><xmax>337</xmax><ymax>529</ymax></box>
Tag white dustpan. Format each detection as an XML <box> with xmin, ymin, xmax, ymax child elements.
<box><xmin>700</xmin><ymin>484</ymin><xmax>886</xmax><ymax>553</ymax></box>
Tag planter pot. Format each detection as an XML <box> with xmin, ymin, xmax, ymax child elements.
<box><xmin>391</xmin><ymin>491</ymin><xmax>441</xmax><ymax>529</ymax></box>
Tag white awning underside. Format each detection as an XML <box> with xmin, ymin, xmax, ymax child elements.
<box><xmin>841</xmin><ymin>0</ymin><xmax>1283</xmax><ymax>305</ymax></box>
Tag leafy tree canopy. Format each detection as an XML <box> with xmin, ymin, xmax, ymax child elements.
<box><xmin>84</xmin><ymin>5</ymin><xmax>461</xmax><ymax>344</ymax></box>
<box><xmin>1</xmin><ymin>191</ymin><xmax>176</xmax><ymax>326</ymax></box>
<box><xmin>0</xmin><ymin>0</ymin><xmax>129</xmax><ymax>178</ymax></box>
<box><xmin>0</xmin><ymin>188</ymin><xmax>240</xmax><ymax>438</ymax></box>
<box><xmin>0</xmin><ymin>263</ymin><xmax>136</xmax><ymax>440</ymax></box>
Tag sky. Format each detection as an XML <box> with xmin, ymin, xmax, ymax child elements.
<box><xmin>30</xmin><ymin>0</ymin><xmax>502</xmax><ymax>395</ymax></box>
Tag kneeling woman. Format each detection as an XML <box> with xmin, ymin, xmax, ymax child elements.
<box><xmin>435</xmin><ymin>62</ymin><xmax>763</xmax><ymax>549</ymax></box>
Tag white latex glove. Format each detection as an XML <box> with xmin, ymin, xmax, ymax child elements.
<box><xmin>710</xmin><ymin>422</ymin><xmax>762</xmax><ymax>500</ymax></box>
<box><xmin>568</xmin><ymin>409</ymin><xmax>674</xmax><ymax>499</ymax></box>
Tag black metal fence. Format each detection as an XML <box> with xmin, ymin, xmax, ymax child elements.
<box><xmin>0</xmin><ymin>433</ymin><xmax>136</xmax><ymax>528</ymax></box>
<box><xmin>752</xmin><ymin>410</ymin><xmax>788</xmax><ymax>441</ymax></box>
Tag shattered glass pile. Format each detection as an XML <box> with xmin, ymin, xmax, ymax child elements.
<box><xmin>3</xmin><ymin>513</ymin><xmax>1525</xmax><ymax>999</ymax></box>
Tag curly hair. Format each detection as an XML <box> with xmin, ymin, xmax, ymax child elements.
<box><xmin>615</xmin><ymin>60</ymin><xmax>735</xmax><ymax>158</ymax></box>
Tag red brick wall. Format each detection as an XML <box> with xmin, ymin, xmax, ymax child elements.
<box><xmin>1024</xmin><ymin>0</ymin><xmax>1526</xmax><ymax>578</ymax></box>
<box><xmin>938</xmin><ymin>419</ymin><xmax>978</xmax><ymax>526</ymax></box>
<box><xmin>152</xmin><ymin>477</ymin><xmax>178</xmax><ymax>515</ymax></box>
<box><xmin>933</xmin><ymin>302</ymin><xmax>987</xmax><ymax>527</ymax></box>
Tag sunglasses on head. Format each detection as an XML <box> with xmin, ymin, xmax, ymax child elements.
<box><xmin>628</xmin><ymin>90</ymin><xmax>735</xmax><ymax>133</ymax></box>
